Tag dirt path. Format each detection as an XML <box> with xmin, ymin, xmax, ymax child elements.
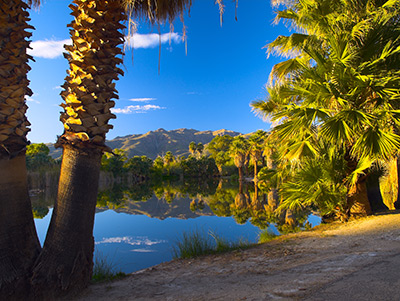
<box><xmin>75</xmin><ymin>212</ymin><xmax>400</xmax><ymax>300</ymax></box>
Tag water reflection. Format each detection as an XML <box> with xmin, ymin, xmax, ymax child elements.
<box><xmin>31</xmin><ymin>177</ymin><xmax>317</xmax><ymax>234</ymax></box>
<box><xmin>31</xmin><ymin>176</ymin><xmax>320</xmax><ymax>273</ymax></box>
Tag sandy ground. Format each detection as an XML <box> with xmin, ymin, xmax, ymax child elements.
<box><xmin>74</xmin><ymin>212</ymin><xmax>400</xmax><ymax>300</ymax></box>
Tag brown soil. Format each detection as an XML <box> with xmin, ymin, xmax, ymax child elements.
<box><xmin>74</xmin><ymin>212</ymin><xmax>400</xmax><ymax>300</ymax></box>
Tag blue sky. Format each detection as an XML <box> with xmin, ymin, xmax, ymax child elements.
<box><xmin>26</xmin><ymin>0</ymin><xmax>288</xmax><ymax>143</ymax></box>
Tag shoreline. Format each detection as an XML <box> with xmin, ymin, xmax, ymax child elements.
<box><xmin>74</xmin><ymin>211</ymin><xmax>400</xmax><ymax>300</ymax></box>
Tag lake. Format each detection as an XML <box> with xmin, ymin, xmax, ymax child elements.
<box><xmin>32</xmin><ymin>180</ymin><xmax>321</xmax><ymax>274</ymax></box>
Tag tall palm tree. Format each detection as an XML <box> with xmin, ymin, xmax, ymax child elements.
<box><xmin>0</xmin><ymin>0</ymin><xmax>41</xmax><ymax>298</ymax></box>
<box><xmin>32</xmin><ymin>0</ymin><xmax>194</xmax><ymax>296</ymax></box>
<box><xmin>229</xmin><ymin>136</ymin><xmax>250</xmax><ymax>181</ymax></box>
<box><xmin>252</xmin><ymin>0</ymin><xmax>400</xmax><ymax>218</ymax></box>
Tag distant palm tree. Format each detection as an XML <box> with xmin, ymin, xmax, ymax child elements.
<box><xmin>189</xmin><ymin>141</ymin><xmax>197</xmax><ymax>155</ymax></box>
<box><xmin>229</xmin><ymin>136</ymin><xmax>250</xmax><ymax>181</ymax></box>
<box><xmin>0</xmin><ymin>0</ymin><xmax>42</xmax><ymax>297</ymax></box>
<box><xmin>248</xmin><ymin>130</ymin><xmax>267</xmax><ymax>181</ymax></box>
<box><xmin>197</xmin><ymin>142</ymin><xmax>204</xmax><ymax>156</ymax></box>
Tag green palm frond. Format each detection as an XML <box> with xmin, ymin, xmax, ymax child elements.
<box><xmin>352</xmin><ymin>127</ymin><xmax>400</xmax><ymax>160</ymax></box>
<box><xmin>285</xmin><ymin>138</ymin><xmax>319</xmax><ymax>161</ymax></box>
<box><xmin>269</xmin><ymin>58</ymin><xmax>303</xmax><ymax>84</ymax></box>
<box><xmin>267</xmin><ymin>32</ymin><xmax>310</xmax><ymax>55</ymax></box>
<box><xmin>345</xmin><ymin>157</ymin><xmax>372</xmax><ymax>189</ymax></box>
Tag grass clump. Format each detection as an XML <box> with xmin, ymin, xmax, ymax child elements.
<box><xmin>172</xmin><ymin>229</ymin><xmax>253</xmax><ymax>259</ymax></box>
<box><xmin>258</xmin><ymin>229</ymin><xmax>278</xmax><ymax>244</ymax></box>
<box><xmin>172</xmin><ymin>230</ymin><xmax>214</xmax><ymax>259</ymax></box>
<box><xmin>92</xmin><ymin>251</ymin><xmax>126</xmax><ymax>283</ymax></box>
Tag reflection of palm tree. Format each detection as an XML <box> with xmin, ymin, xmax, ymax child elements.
<box><xmin>0</xmin><ymin>1</ymin><xmax>41</xmax><ymax>296</ymax></box>
<box><xmin>234</xmin><ymin>192</ymin><xmax>247</xmax><ymax>209</ymax></box>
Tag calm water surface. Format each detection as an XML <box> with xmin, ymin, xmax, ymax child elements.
<box><xmin>32</xmin><ymin>181</ymin><xmax>321</xmax><ymax>274</ymax></box>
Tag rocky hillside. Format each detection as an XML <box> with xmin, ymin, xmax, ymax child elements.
<box><xmin>49</xmin><ymin>128</ymin><xmax>241</xmax><ymax>159</ymax></box>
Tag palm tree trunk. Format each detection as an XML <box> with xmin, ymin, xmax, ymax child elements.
<box><xmin>238</xmin><ymin>165</ymin><xmax>243</xmax><ymax>180</ymax></box>
<box><xmin>0</xmin><ymin>0</ymin><xmax>40</xmax><ymax>298</ymax></box>
<box><xmin>32</xmin><ymin>145</ymin><xmax>102</xmax><ymax>298</ymax></box>
<box><xmin>348</xmin><ymin>179</ymin><xmax>372</xmax><ymax>217</ymax></box>
<box><xmin>0</xmin><ymin>153</ymin><xmax>41</xmax><ymax>298</ymax></box>
<box><xmin>345</xmin><ymin>152</ymin><xmax>372</xmax><ymax>218</ymax></box>
<box><xmin>32</xmin><ymin>0</ymin><xmax>126</xmax><ymax>297</ymax></box>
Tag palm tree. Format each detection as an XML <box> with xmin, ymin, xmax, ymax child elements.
<box><xmin>229</xmin><ymin>136</ymin><xmax>250</xmax><ymax>181</ymax></box>
<box><xmin>31</xmin><ymin>0</ymin><xmax>194</xmax><ymax>296</ymax></box>
<box><xmin>207</xmin><ymin>134</ymin><xmax>233</xmax><ymax>175</ymax></box>
<box><xmin>197</xmin><ymin>142</ymin><xmax>204</xmax><ymax>156</ymax></box>
<box><xmin>189</xmin><ymin>141</ymin><xmax>196</xmax><ymax>155</ymax></box>
<box><xmin>0</xmin><ymin>0</ymin><xmax>41</xmax><ymax>298</ymax></box>
<box><xmin>248</xmin><ymin>130</ymin><xmax>267</xmax><ymax>181</ymax></box>
<box><xmin>252</xmin><ymin>0</ymin><xmax>400</xmax><ymax>218</ymax></box>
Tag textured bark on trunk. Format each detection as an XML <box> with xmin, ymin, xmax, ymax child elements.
<box><xmin>0</xmin><ymin>154</ymin><xmax>40</xmax><ymax>299</ymax></box>
<box><xmin>32</xmin><ymin>145</ymin><xmax>102</xmax><ymax>298</ymax></box>
<box><xmin>284</xmin><ymin>209</ymin><xmax>296</xmax><ymax>227</ymax></box>
<box><xmin>344</xmin><ymin>153</ymin><xmax>372</xmax><ymax>218</ymax></box>
<box><xmin>348</xmin><ymin>179</ymin><xmax>372</xmax><ymax>217</ymax></box>
<box><xmin>0</xmin><ymin>1</ymin><xmax>40</xmax><ymax>298</ymax></box>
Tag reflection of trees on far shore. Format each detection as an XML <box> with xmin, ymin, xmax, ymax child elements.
<box><xmin>31</xmin><ymin>175</ymin><xmax>314</xmax><ymax>234</ymax></box>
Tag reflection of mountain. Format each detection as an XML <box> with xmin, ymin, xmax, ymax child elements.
<box><xmin>48</xmin><ymin>128</ymin><xmax>241</xmax><ymax>159</ymax></box>
<box><xmin>96</xmin><ymin>194</ymin><xmax>214</xmax><ymax>220</ymax></box>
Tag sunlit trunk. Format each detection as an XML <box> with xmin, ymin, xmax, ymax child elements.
<box><xmin>345</xmin><ymin>153</ymin><xmax>372</xmax><ymax>218</ymax></box>
<box><xmin>238</xmin><ymin>164</ymin><xmax>244</xmax><ymax>181</ymax></box>
<box><xmin>32</xmin><ymin>0</ymin><xmax>126</xmax><ymax>297</ymax></box>
<box><xmin>284</xmin><ymin>209</ymin><xmax>296</xmax><ymax>227</ymax></box>
<box><xmin>0</xmin><ymin>154</ymin><xmax>40</xmax><ymax>298</ymax></box>
<box><xmin>347</xmin><ymin>179</ymin><xmax>372</xmax><ymax>217</ymax></box>
<box><xmin>32</xmin><ymin>145</ymin><xmax>102</xmax><ymax>298</ymax></box>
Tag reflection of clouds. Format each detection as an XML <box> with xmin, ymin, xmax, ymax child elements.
<box><xmin>131</xmin><ymin>249</ymin><xmax>156</xmax><ymax>253</ymax></box>
<box><xmin>96</xmin><ymin>236</ymin><xmax>166</xmax><ymax>246</ymax></box>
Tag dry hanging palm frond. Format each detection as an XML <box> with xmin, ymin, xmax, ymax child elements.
<box><xmin>122</xmin><ymin>0</ymin><xmax>193</xmax><ymax>25</ymax></box>
<box><xmin>25</xmin><ymin>0</ymin><xmax>41</xmax><ymax>8</ymax></box>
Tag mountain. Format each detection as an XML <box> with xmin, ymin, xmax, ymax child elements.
<box><xmin>48</xmin><ymin>128</ymin><xmax>241</xmax><ymax>159</ymax></box>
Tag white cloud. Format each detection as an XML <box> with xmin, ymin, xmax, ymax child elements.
<box><xmin>125</xmin><ymin>32</ymin><xmax>182</xmax><ymax>49</ymax></box>
<box><xmin>25</xmin><ymin>96</ymin><xmax>40</xmax><ymax>104</ymax></box>
<box><xmin>28</xmin><ymin>32</ymin><xmax>181</xmax><ymax>59</ymax></box>
<box><xmin>96</xmin><ymin>236</ymin><xmax>166</xmax><ymax>246</ymax></box>
<box><xmin>131</xmin><ymin>249</ymin><xmax>156</xmax><ymax>253</ymax></box>
<box><xmin>111</xmin><ymin>104</ymin><xmax>165</xmax><ymax>114</ymax></box>
<box><xmin>28</xmin><ymin>39</ymin><xmax>71</xmax><ymax>59</ymax></box>
<box><xmin>129</xmin><ymin>98</ymin><xmax>156</xmax><ymax>102</ymax></box>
